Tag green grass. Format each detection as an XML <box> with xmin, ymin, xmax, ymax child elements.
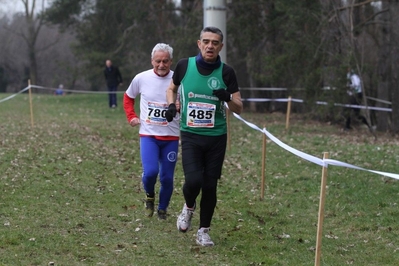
<box><xmin>1</xmin><ymin>93</ymin><xmax>399</xmax><ymax>265</ymax></box>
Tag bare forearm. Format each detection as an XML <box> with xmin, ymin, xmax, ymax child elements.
<box><xmin>166</xmin><ymin>81</ymin><xmax>178</xmax><ymax>105</ymax></box>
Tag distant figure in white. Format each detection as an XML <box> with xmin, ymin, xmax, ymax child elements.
<box><xmin>344</xmin><ymin>69</ymin><xmax>371</xmax><ymax>131</ymax></box>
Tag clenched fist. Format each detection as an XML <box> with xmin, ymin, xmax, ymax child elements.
<box><xmin>165</xmin><ymin>103</ymin><xmax>177</xmax><ymax>122</ymax></box>
<box><xmin>212</xmin><ymin>89</ymin><xmax>232</xmax><ymax>102</ymax></box>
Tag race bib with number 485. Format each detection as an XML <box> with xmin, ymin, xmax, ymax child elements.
<box><xmin>186</xmin><ymin>102</ymin><xmax>215</xmax><ymax>128</ymax></box>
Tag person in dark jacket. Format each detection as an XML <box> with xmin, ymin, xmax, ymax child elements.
<box><xmin>104</xmin><ymin>59</ymin><xmax>123</xmax><ymax>108</ymax></box>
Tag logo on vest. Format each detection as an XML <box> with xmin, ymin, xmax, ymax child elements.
<box><xmin>207</xmin><ymin>77</ymin><xmax>221</xmax><ymax>90</ymax></box>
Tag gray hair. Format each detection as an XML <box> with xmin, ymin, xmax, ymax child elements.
<box><xmin>200</xmin><ymin>27</ymin><xmax>224</xmax><ymax>42</ymax></box>
<box><xmin>151</xmin><ymin>43</ymin><xmax>173</xmax><ymax>59</ymax></box>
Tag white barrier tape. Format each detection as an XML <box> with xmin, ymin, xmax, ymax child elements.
<box><xmin>333</xmin><ymin>103</ymin><xmax>391</xmax><ymax>112</ymax></box>
<box><xmin>0</xmin><ymin>86</ymin><xmax>30</xmax><ymax>103</ymax></box>
<box><xmin>242</xmin><ymin>98</ymin><xmax>304</xmax><ymax>103</ymax></box>
<box><xmin>262</xmin><ymin>127</ymin><xmax>326</xmax><ymax>167</ymax></box>
<box><xmin>366</xmin><ymin>96</ymin><xmax>391</xmax><ymax>105</ymax></box>
<box><xmin>240</xmin><ymin>87</ymin><xmax>288</xmax><ymax>91</ymax></box>
<box><xmin>291</xmin><ymin>98</ymin><xmax>304</xmax><ymax>103</ymax></box>
<box><xmin>5</xmin><ymin>86</ymin><xmax>392</xmax><ymax>112</ymax></box>
<box><xmin>324</xmin><ymin>159</ymin><xmax>399</xmax><ymax>180</ymax></box>
<box><xmin>30</xmin><ymin>85</ymin><xmax>125</xmax><ymax>94</ymax></box>
<box><xmin>243</xmin><ymin>98</ymin><xmax>392</xmax><ymax>112</ymax></box>
<box><xmin>230</xmin><ymin>111</ymin><xmax>326</xmax><ymax>167</ymax></box>
<box><xmin>317</xmin><ymin>100</ymin><xmax>391</xmax><ymax>112</ymax></box>
<box><xmin>228</xmin><ymin>107</ymin><xmax>399</xmax><ymax>179</ymax></box>
<box><xmin>242</xmin><ymin>98</ymin><xmax>276</xmax><ymax>102</ymax></box>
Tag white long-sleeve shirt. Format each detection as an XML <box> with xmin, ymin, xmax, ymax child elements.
<box><xmin>125</xmin><ymin>69</ymin><xmax>180</xmax><ymax>137</ymax></box>
<box><xmin>349</xmin><ymin>73</ymin><xmax>362</xmax><ymax>94</ymax></box>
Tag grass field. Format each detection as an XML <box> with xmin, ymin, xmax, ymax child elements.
<box><xmin>1</xmin><ymin>92</ymin><xmax>399</xmax><ymax>266</ymax></box>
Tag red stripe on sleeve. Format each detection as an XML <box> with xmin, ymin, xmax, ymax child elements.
<box><xmin>123</xmin><ymin>93</ymin><xmax>138</xmax><ymax>122</ymax></box>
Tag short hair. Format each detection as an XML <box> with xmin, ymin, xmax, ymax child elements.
<box><xmin>151</xmin><ymin>43</ymin><xmax>173</xmax><ymax>59</ymax></box>
<box><xmin>200</xmin><ymin>27</ymin><xmax>224</xmax><ymax>42</ymax></box>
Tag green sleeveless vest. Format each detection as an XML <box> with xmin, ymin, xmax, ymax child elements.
<box><xmin>180</xmin><ymin>57</ymin><xmax>227</xmax><ymax>136</ymax></box>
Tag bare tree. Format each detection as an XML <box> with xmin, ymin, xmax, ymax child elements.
<box><xmin>322</xmin><ymin>0</ymin><xmax>393</xmax><ymax>131</ymax></box>
<box><xmin>390</xmin><ymin>2</ymin><xmax>399</xmax><ymax>133</ymax></box>
<box><xmin>20</xmin><ymin>0</ymin><xmax>47</xmax><ymax>86</ymax></box>
<box><xmin>374</xmin><ymin>1</ymin><xmax>390</xmax><ymax>131</ymax></box>
<box><xmin>1</xmin><ymin>11</ymin><xmax>85</xmax><ymax>92</ymax></box>
<box><xmin>0</xmin><ymin>15</ymin><xmax>29</xmax><ymax>91</ymax></box>
<box><xmin>1</xmin><ymin>0</ymin><xmax>80</xmax><ymax>90</ymax></box>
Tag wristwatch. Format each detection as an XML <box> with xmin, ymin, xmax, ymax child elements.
<box><xmin>230</xmin><ymin>94</ymin><xmax>233</xmax><ymax>101</ymax></box>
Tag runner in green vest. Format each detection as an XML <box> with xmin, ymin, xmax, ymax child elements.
<box><xmin>166</xmin><ymin>26</ymin><xmax>243</xmax><ymax>246</ymax></box>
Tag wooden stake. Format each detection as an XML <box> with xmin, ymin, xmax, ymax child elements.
<box><xmin>226</xmin><ymin>108</ymin><xmax>231</xmax><ymax>151</ymax></box>
<box><xmin>285</xmin><ymin>96</ymin><xmax>292</xmax><ymax>130</ymax></box>
<box><xmin>260</xmin><ymin>126</ymin><xmax>267</xmax><ymax>200</ymax></box>
<box><xmin>314</xmin><ymin>152</ymin><xmax>329</xmax><ymax>266</ymax></box>
<box><xmin>28</xmin><ymin>79</ymin><xmax>34</xmax><ymax>128</ymax></box>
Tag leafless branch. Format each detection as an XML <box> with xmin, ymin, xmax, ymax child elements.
<box><xmin>111</xmin><ymin>23</ymin><xmax>137</xmax><ymax>55</ymax></box>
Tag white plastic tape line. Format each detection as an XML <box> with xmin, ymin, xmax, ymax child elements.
<box><xmin>324</xmin><ymin>159</ymin><xmax>399</xmax><ymax>180</ymax></box>
<box><xmin>230</xmin><ymin>111</ymin><xmax>326</xmax><ymax>167</ymax></box>
<box><xmin>242</xmin><ymin>98</ymin><xmax>274</xmax><ymax>102</ymax></box>
<box><xmin>228</xmin><ymin>106</ymin><xmax>399</xmax><ymax>180</ymax></box>
<box><xmin>30</xmin><ymin>85</ymin><xmax>125</xmax><ymax>94</ymax></box>
<box><xmin>334</xmin><ymin>103</ymin><xmax>391</xmax><ymax>112</ymax></box>
<box><xmin>262</xmin><ymin>127</ymin><xmax>326</xmax><ymax>167</ymax></box>
<box><xmin>242</xmin><ymin>98</ymin><xmax>303</xmax><ymax>103</ymax></box>
<box><xmin>243</xmin><ymin>98</ymin><xmax>391</xmax><ymax>112</ymax></box>
<box><xmin>0</xmin><ymin>86</ymin><xmax>30</xmax><ymax>103</ymax></box>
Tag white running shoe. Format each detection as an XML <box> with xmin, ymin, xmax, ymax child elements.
<box><xmin>196</xmin><ymin>228</ymin><xmax>214</xmax><ymax>246</ymax></box>
<box><xmin>176</xmin><ymin>203</ymin><xmax>194</xmax><ymax>232</ymax></box>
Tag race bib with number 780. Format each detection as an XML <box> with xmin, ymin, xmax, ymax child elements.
<box><xmin>146</xmin><ymin>102</ymin><xmax>168</xmax><ymax>126</ymax></box>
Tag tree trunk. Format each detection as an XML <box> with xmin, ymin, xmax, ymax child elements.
<box><xmin>246</xmin><ymin>50</ymin><xmax>256</xmax><ymax>112</ymax></box>
<box><xmin>28</xmin><ymin>40</ymin><xmax>38</xmax><ymax>86</ymax></box>
<box><xmin>376</xmin><ymin>1</ymin><xmax>391</xmax><ymax>132</ymax></box>
<box><xmin>22</xmin><ymin>0</ymin><xmax>42</xmax><ymax>87</ymax></box>
<box><xmin>390</xmin><ymin>2</ymin><xmax>399</xmax><ymax>133</ymax></box>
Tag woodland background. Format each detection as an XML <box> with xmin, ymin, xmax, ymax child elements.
<box><xmin>0</xmin><ymin>0</ymin><xmax>398</xmax><ymax>133</ymax></box>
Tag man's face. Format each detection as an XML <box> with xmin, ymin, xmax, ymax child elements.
<box><xmin>197</xmin><ymin>32</ymin><xmax>223</xmax><ymax>63</ymax></box>
<box><xmin>106</xmin><ymin>60</ymin><xmax>112</xmax><ymax>67</ymax></box>
<box><xmin>151</xmin><ymin>51</ymin><xmax>172</xmax><ymax>77</ymax></box>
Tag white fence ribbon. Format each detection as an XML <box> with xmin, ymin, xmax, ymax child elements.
<box><xmin>0</xmin><ymin>86</ymin><xmax>30</xmax><ymax>103</ymax></box>
<box><xmin>242</xmin><ymin>98</ymin><xmax>303</xmax><ymax>103</ymax></box>
<box><xmin>316</xmin><ymin>101</ymin><xmax>392</xmax><ymax>112</ymax></box>
<box><xmin>262</xmin><ymin>127</ymin><xmax>326</xmax><ymax>167</ymax></box>
<box><xmin>243</xmin><ymin>97</ymin><xmax>391</xmax><ymax>112</ymax></box>
<box><xmin>31</xmin><ymin>85</ymin><xmax>125</xmax><ymax>94</ymax></box>
<box><xmin>229</xmin><ymin>109</ymin><xmax>399</xmax><ymax>180</ymax></box>
<box><xmin>0</xmin><ymin>85</ymin><xmax>126</xmax><ymax>104</ymax></box>
<box><xmin>230</xmin><ymin>111</ymin><xmax>326</xmax><ymax>167</ymax></box>
<box><xmin>324</xmin><ymin>159</ymin><xmax>399</xmax><ymax>180</ymax></box>
<box><xmin>2</xmin><ymin>86</ymin><xmax>391</xmax><ymax>113</ymax></box>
